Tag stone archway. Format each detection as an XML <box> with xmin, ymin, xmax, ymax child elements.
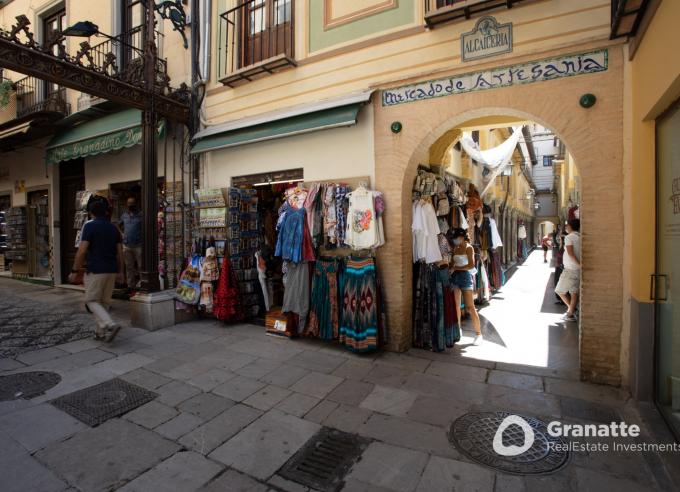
<box><xmin>373</xmin><ymin>43</ymin><xmax>624</xmax><ymax>386</ymax></box>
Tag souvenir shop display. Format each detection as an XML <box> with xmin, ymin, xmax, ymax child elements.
<box><xmin>269</xmin><ymin>179</ymin><xmax>386</xmax><ymax>352</ymax></box>
<box><xmin>0</xmin><ymin>195</ymin><xmax>10</xmax><ymax>271</ymax></box>
<box><xmin>160</xmin><ymin>181</ymin><xmax>187</xmax><ymax>289</ymax></box>
<box><xmin>5</xmin><ymin>207</ymin><xmax>27</xmax><ymax>273</ymax></box>
<box><xmin>411</xmin><ymin>168</ymin><xmax>505</xmax><ymax>351</ymax></box>
<box><xmin>173</xmin><ymin>178</ymin><xmax>386</xmax><ymax>353</ymax></box>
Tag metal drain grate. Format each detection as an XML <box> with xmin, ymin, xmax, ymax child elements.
<box><xmin>449</xmin><ymin>412</ymin><xmax>570</xmax><ymax>475</ymax></box>
<box><xmin>0</xmin><ymin>371</ymin><xmax>61</xmax><ymax>401</ymax></box>
<box><xmin>279</xmin><ymin>428</ymin><xmax>371</xmax><ymax>491</ymax></box>
<box><xmin>50</xmin><ymin>378</ymin><xmax>157</xmax><ymax>426</ymax></box>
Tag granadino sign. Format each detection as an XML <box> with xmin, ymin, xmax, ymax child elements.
<box><xmin>381</xmin><ymin>49</ymin><xmax>608</xmax><ymax>107</ymax></box>
<box><xmin>462</xmin><ymin>16</ymin><xmax>513</xmax><ymax>62</ymax></box>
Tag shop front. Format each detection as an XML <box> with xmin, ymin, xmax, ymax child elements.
<box><xmin>654</xmin><ymin>100</ymin><xmax>680</xmax><ymax>439</ymax></box>
<box><xmin>45</xmin><ymin>109</ymin><xmax>188</xmax><ymax>289</ymax></box>
<box><xmin>372</xmin><ymin>42</ymin><xmax>625</xmax><ymax>385</ymax></box>
<box><xmin>186</xmin><ymin>91</ymin><xmax>389</xmax><ymax>351</ymax></box>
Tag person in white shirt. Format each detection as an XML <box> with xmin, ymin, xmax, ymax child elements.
<box><xmin>555</xmin><ymin>219</ymin><xmax>581</xmax><ymax>322</ymax></box>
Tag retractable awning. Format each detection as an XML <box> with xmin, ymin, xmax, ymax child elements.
<box><xmin>45</xmin><ymin>109</ymin><xmax>163</xmax><ymax>165</ymax></box>
<box><xmin>191</xmin><ymin>90</ymin><xmax>373</xmax><ymax>154</ymax></box>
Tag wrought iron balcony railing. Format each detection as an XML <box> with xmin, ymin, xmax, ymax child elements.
<box><xmin>89</xmin><ymin>27</ymin><xmax>168</xmax><ymax>86</ymax></box>
<box><xmin>14</xmin><ymin>75</ymin><xmax>70</xmax><ymax>118</ymax></box>
<box><xmin>424</xmin><ymin>0</ymin><xmax>534</xmax><ymax>27</ymax></box>
<box><xmin>218</xmin><ymin>0</ymin><xmax>296</xmax><ymax>87</ymax></box>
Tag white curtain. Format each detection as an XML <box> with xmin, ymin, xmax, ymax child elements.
<box><xmin>459</xmin><ymin>126</ymin><xmax>524</xmax><ymax>197</ymax></box>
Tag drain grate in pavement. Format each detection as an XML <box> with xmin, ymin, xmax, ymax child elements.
<box><xmin>50</xmin><ymin>378</ymin><xmax>157</xmax><ymax>427</ymax></box>
<box><xmin>279</xmin><ymin>428</ymin><xmax>371</xmax><ymax>492</ymax></box>
<box><xmin>0</xmin><ymin>371</ymin><xmax>61</xmax><ymax>401</ymax></box>
<box><xmin>449</xmin><ymin>412</ymin><xmax>570</xmax><ymax>475</ymax></box>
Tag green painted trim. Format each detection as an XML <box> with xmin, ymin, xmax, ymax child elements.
<box><xmin>309</xmin><ymin>0</ymin><xmax>415</xmax><ymax>53</ymax></box>
<box><xmin>45</xmin><ymin>109</ymin><xmax>166</xmax><ymax>165</ymax></box>
<box><xmin>191</xmin><ymin>103</ymin><xmax>362</xmax><ymax>154</ymax></box>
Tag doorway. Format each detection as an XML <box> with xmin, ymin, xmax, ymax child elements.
<box><xmin>409</xmin><ymin>118</ymin><xmax>581</xmax><ymax>375</ymax></box>
<box><xmin>654</xmin><ymin>100</ymin><xmax>680</xmax><ymax>439</ymax></box>
<box><xmin>59</xmin><ymin>159</ymin><xmax>85</xmax><ymax>284</ymax></box>
<box><xmin>26</xmin><ymin>189</ymin><xmax>51</xmax><ymax>279</ymax></box>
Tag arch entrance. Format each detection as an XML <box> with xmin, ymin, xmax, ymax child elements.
<box><xmin>373</xmin><ymin>46</ymin><xmax>624</xmax><ymax>385</ymax></box>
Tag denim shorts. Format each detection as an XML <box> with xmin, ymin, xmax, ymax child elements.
<box><xmin>451</xmin><ymin>270</ymin><xmax>474</xmax><ymax>291</ymax></box>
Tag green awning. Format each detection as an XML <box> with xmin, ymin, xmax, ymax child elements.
<box><xmin>45</xmin><ymin>109</ymin><xmax>162</xmax><ymax>165</ymax></box>
<box><xmin>191</xmin><ymin>103</ymin><xmax>363</xmax><ymax>154</ymax></box>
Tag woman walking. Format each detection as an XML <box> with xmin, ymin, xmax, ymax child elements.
<box><xmin>450</xmin><ymin>228</ymin><xmax>483</xmax><ymax>345</ymax></box>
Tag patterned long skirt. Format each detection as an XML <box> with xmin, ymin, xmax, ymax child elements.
<box><xmin>307</xmin><ymin>258</ymin><xmax>339</xmax><ymax>340</ymax></box>
<box><xmin>339</xmin><ymin>257</ymin><xmax>378</xmax><ymax>352</ymax></box>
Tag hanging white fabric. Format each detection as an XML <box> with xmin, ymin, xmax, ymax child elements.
<box><xmin>460</xmin><ymin>126</ymin><xmax>524</xmax><ymax>168</ymax></box>
<box><xmin>459</xmin><ymin>126</ymin><xmax>524</xmax><ymax>198</ymax></box>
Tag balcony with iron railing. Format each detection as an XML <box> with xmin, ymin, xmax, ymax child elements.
<box><xmin>218</xmin><ymin>0</ymin><xmax>295</xmax><ymax>87</ymax></box>
<box><xmin>14</xmin><ymin>76</ymin><xmax>70</xmax><ymax>119</ymax></box>
<box><xmin>424</xmin><ymin>0</ymin><xmax>535</xmax><ymax>28</ymax></box>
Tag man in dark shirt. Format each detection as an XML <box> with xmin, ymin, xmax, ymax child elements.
<box><xmin>119</xmin><ymin>196</ymin><xmax>143</xmax><ymax>291</ymax></box>
<box><xmin>69</xmin><ymin>196</ymin><xmax>124</xmax><ymax>342</ymax></box>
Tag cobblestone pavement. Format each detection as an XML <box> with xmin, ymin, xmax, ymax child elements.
<box><xmin>0</xmin><ymin>276</ymin><xmax>679</xmax><ymax>491</ymax></box>
<box><xmin>0</xmin><ymin>280</ymin><xmax>129</xmax><ymax>359</ymax></box>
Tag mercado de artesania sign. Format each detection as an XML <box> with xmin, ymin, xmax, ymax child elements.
<box><xmin>382</xmin><ymin>49</ymin><xmax>608</xmax><ymax>107</ymax></box>
<box><xmin>462</xmin><ymin>16</ymin><xmax>513</xmax><ymax>62</ymax></box>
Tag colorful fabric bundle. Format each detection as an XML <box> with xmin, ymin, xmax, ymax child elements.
<box><xmin>214</xmin><ymin>255</ymin><xmax>242</xmax><ymax>322</ymax></box>
<box><xmin>174</xmin><ymin>254</ymin><xmax>201</xmax><ymax>305</ymax></box>
<box><xmin>339</xmin><ymin>257</ymin><xmax>378</xmax><ymax>353</ymax></box>
<box><xmin>307</xmin><ymin>258</ymin><xmax>339</xmax><ymax>340</ymax></box>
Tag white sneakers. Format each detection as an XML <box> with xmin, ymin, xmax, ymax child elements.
<box><xmin>473</xmin><ymin>334</ymin><xmax>483</xmax><ymax>346</ymax></box>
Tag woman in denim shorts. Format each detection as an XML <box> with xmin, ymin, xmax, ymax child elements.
<box><xmin>450</xmin><ymin>228</ymin><xmax>483</xmax><ymax>346</ymax></box>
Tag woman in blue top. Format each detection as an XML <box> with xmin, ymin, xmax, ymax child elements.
<box><xmin>450</xmin><ymin>228</ymin><xmax>483</xmax><ymax>346</ymax></box>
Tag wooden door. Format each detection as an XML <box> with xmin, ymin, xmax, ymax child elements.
<box><xmin>60</xmin><ymin>160</ymin><xmax>85</xmax><ymax>283</ymax></box>
<box><xmin>240</xmin><ymin>0</ymin><xmax>293</xmax><ymax>68</ymax></box>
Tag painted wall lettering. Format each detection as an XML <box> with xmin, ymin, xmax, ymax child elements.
<box><xmin>382</xmin><ymin>49</ymin><xmax>608</xmax><ymax>107</ymax></box>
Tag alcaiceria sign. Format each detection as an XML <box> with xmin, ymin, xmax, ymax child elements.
<box><xmin>382</xmin><ymin>49</ymin><xmax>608</xmax><ymax>107</ymax></box>
<box><xmin>462</xmin><ymin>16</ymin><xmax>513</xmax><ymax>62</ymax></box>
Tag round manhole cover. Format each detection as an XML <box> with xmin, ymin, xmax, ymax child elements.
<box><xmin>0</xmin><ymin>371</ymin><xmax>61</xmax><ymax>401</ymax></box>
<box><xmin>449</xmin><ymin>412</ymin><xmax>569</xmax><ymax>475</ymax></box>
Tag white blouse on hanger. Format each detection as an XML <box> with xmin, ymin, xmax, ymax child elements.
<box><xmin>344</xmin><ymin>188</ymin><xmax>384</xmax><ymax>250</ymax></box>
<box><xmin>412</xmin><ymin>200</ymin><xmax>443</xmax><ymax>264</ymax></box>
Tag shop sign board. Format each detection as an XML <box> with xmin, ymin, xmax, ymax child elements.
<box><xmin>382</xmin><ymin>49</ymin><xmax>608</xmax><ymax>107</ymax></box>
<box><xmin>462</xmin><ymin>16</ymin><xmax>513</xmax><ymax>62</ymax></box>
<box><xmin>46</xmin><ymin>127</ymin><xmax>142</xmax><ymax>165</ymax></box>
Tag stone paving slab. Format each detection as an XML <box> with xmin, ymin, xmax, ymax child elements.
<box><xmin>487</xmin><ymin>369</ymin><xmax>544</xmax><ymax>392</ymax></box>
<box><xmin>154</xmin><ymin>411</ymin><xmax>204</xmax><ymax>441</ymax></box>
<box><xmin>199</xmin><ymin>469</ymin><xmax>269</xmax><ymax>492</ymax></box>
<box><xmin>574</xmin><ymin>466</ymin><xmax>658</xmax><ymax>492</ymax></box>
<box><xmin>123</xmin><ymin>401</ymin><xmax>179</xmax><ymax>429</ymax></box>
<box><xmin>406</xmin><ymin>395</ymin><xmax>472</xmax><ymax>428</ymax></box>
<box><xmin>290</xmin><ymin>371</ymin><xmax>343</xmax><ymax>399</ymax></box>
<box><xmin>234</xmin><ymin>358</ymin><xmax>282</xmax><ymax>379</ymax></box>
<box><xmin>327</xmin><ymin>379</ymin><xmax>375</xmax><ymax>406</ymax></box>
<box><xmin>177</xmin><ymin>392</ymin><xmax>235</xmax><ymax>420</ymax></box>
<box><xmin>304</xmin><ymin>399</ymin><xmax>339</xmax><ymax>424</ymax></box>
<box><xmin>117</xmin><ymin>451</ymin><xmax>223</xmax><ymax>492</ymax></box>
<box><xmin>0</xmin><ymin>403</ymin><xmax>87</xmax><ymax>452</ymax></box>
<box><xmin>259</xmin><ymin>363</ymin><xmax>310</xmax><ymax>388</ymax></box>
<box><xmin>482</xmin><ymin>383</ymin><xmax>562</xmax><ymax>420</ymax></box>
<box><xmin>544</xmin><ymin>377</ymin><xmax>629</xmax><ymax>405</ymax></box>
<box><xmin>275</xmin><ymin>392</ymin><xmax>321</xmax><ymax>417</ymax></box>
<box><xmin>120</xmin><ymin>368</ymin><xmax>173</xmax><ymax>390</ymax></box>
<box><xmin>357</xmin><ymin>413</ymin><xmax>462</xmax><ymax>460</ymax></box>
<box><xmin>414</xmin><ymin>455</ymin><xmax>495</xmax><ymax>492</ymax></box>
<box><xmin>209</xmin><ymin>409</ymin><xmax>321</xmax><ymax>481</ymax></box>
<box><xmin>212</xmin><ymin>375</ymin><xmax>267</xmax><ymax>402</ymax></box>
<box><xmin>35</xmin><ymin>419</ymin><xmax>180</xmax><ymax>492</ymax></box>
<box><xmin>156</xmin><ymin>380</ymin><xmax>203</xmax><ymax>407</ymax></box>
<box><xmin>0</xmin><ymin>431</ymin><xmax>68</xmax><ymax>492</ymax></box>
<box><xmin>323</xmin><ymin>403</ymin><xmax>373</xmax><ymax>434</ymax></box>
<box><xmin>243</xmin><ymin>384</ymin><xmax>292</xmax><ymax>411</ymax></box>
<box><xmin>359</xmin><ymin>385</ymin><xmax>418</xmax><ymax>417</ymax></box>
<box><xmin>179</xmin><ymin>404</ymin><xmax>263</xmax><ymax>454</ymax></box>
<box><xmin>286</xmin><ymin>349</ymin><xmax>347</xmax><ymax>374</ymax></box>
<box><xmin>186</xmin><ymin>368</ymin><xmax>238</xmax><ymax>391</ymax></box>
<box><xmin>346</xmin><ymin>442</ymin><xmax>428</xmax><ymax>492</ymax></box>
<box><xmin>331</xmin><ymin>360</ymin><xmax>374</xmax><ymax>381</ymax></box>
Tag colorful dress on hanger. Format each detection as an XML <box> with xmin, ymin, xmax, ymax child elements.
<box><xmin>213</xmin><ymin>255</ymin><xmax>242</xmax><ymax>322</ymax></box>
<box><xmin>307</xmin><ymin>258</ymin><xmax>339</xmax><ymax>340</ymax></box>
<box><xmin>339</xmin><ymin>257</ymin><xmax>378</xmax><ymax>352</ymax></box>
